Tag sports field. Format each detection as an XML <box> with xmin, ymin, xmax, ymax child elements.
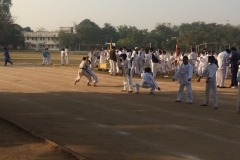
<box><xmin>0</xmin><ymin>51</ymin><xmax>239</xmax><ymax>160</ymax></box>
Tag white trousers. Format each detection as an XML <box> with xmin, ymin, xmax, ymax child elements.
<box><xmin>137</xmin><ymin>61</ymin><xmax>144</xmax><ymax>75</ymax></box>
<box><xmin>61</xmin><ymin>55</ymin><xmax>65</xmax><ymax>64</ymax></box>
<box><xmin>177</xmin><ymin>83</ymin><xmax>193</xmax><ymax>102</ymax></box>
<box><xmin>65</xmin><ymin>54</ymin><xmax>69</xmax><ymax>65</ymax></box>
<box><xmin>42</xmin><ymin>57</ymin><xmax>47</xmax><ymax>65</ymax></box>
<box><xmin>203</xmin><ymin>80</ymin><xmax>218</xmax><ymax>107</ymax></box>
<box><xmin>216</xmin><ymin>69</ymin><xmax>226</xmax><ymax>87</ymax></box>
<box><xmin>152</xmin><ymin>63</ymin><xmax>158</xmax><ymax>78</ymax></box>
<box><xmin>123</xmin><ymin>73</ymin><xmax>132</xmax><ymax>91</ymax></box>
<box><xmin>135</xmin><ymin>82</ymin><xmax>155</xmax><ymax>93</ymax></box>
<box><xmin>132</xmin><ymin>61</ymin><xmax>139</xmax><ymax>75</ymax></box>
<box><xmin>75</xmin><ymin>70</ymin><xmax>92</xmax><ymax>83</ymax></box>
<box><xmin>109</xmin><ymin>60</ymin><xmax>116</xmax><ymax>75</ymax></box>
<box><xmin>88</xmin><ymin>69</ymin><xmax>98</xmax><ymax>83</ymax></box>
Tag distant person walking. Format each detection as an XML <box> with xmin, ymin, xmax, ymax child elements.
<box><xmin>65</xmin><ymin>46</ymin><xmax>70</xmax><ymax>65</ymax></box>
<box><xmin>3</xmin><ymin>47</ymin><xmax>13</xmax><ymax>66</ymax></box>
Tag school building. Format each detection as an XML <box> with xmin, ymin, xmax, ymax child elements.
<box><xmin>22</xmin><ymin>27</ymin><xmax>73</xmax><ymax>51</ymax></box>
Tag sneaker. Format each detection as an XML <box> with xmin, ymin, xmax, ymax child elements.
<box><xmin>149</xmin><ymin>92</ymin><xmax>154</xmax><ymax>95</ymax></box>
<box><xmin>187</xmin><ymin>102</ymin><xmax>193</xmax><ymax>104</ymax></box>
<box><xmin>128</xmin><ymin>91</ymin><xmax>133</xmax><ymax>93</ymax></box>
<box><xmin>214</xmin><ymin>107</ymin><xmax>218</xmax><ymax>109</ymax></box>
<box><xmin>134</xmin><ymin>92</ymin><xmax>139</xmax><ymax>94</ymax></box>
<box><xmin>200</xmin><ymin>104</ymin><xmax>207</xmax><ymax>106</ymax></box>
<box><xmin>219</xmin><ymin>86</ymin><xmax>226</xmax><ymax>88</ymax></box>
<box><xmin>121</xmin><ymin>90</ymin><xmax>127</xmax><ymax>92</ymax></box>
<box><xmin>231</xmin><ymin>86</ymin><xmax>237</xmax><ymax>89</ymax></box>
<box><xmin>175</xmin><ymin>100</ymin><xmax>181</xmax><ymax>102</ymax></box>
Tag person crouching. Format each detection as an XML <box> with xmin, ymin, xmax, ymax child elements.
<box><xmin>135</xmin><ymin>67</ymin><xmax>161</xmax><ymax>94</ymax></box>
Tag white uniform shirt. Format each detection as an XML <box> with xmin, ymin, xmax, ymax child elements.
<box><xmin>201</xmin><ymin>63</ymin><xmax>218</xmax><ymax>79</ymax></box>
<box><xmin>217</xmin><ymin>51</ymin><xmax>229</xmax><ymax>69</ymax></box>
<box><xmin>188</xmin><ymin>52</ymin><xmax>197</xmax><ymax>66</ymax></box>
<box><xmin>145</xmin><ymin>52</ymin><xmax>152</xmax><ymax>63</ymax></box>
<box><xmin>141</xmin><ymin>72</ymin><xmax>159</xmax><ymax>88</ymax></box>
<box><xmin>138</xmin><ymin>51</ymin><xmax>145</xmax><ymax>62</ymax></box>
<box><xmin>131</xmin><ymin>51</ymin><xmax>138</xmax><ymax>62</ymax></box>
<box><xmin>122</xmin><ymin>59</ymin><xmax>131</xmax><ymax>75</ymax></box>
<box><xmin>174</xmin><ymin>63</ymin><xmax>193</xmax><ymax>85</ymax></box>
<box><xmin>127</xmin><ymin>52</ymin><xmax>132</xmax><ymax>60</ymax></box>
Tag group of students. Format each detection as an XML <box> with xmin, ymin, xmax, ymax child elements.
<box><xmin>42</xmin><ymin>46</ymin><xmax>70</xmax><ymax>65</ymax></box>
<box><xmin>74</xmin><ymin>46</ymin><xmax>240</xmax><ymax>110</ymax></box>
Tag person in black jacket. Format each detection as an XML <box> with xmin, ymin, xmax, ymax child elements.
<box><xmin>229</xmin><ymin>47</ymin><xmax>239</xmax><ymax>88</ymax></box>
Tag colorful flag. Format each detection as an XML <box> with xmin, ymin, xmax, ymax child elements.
<box><xmin>175</xmin><ymin>39</ymin><xmax>179</xmax><ymax>54</ymax></box>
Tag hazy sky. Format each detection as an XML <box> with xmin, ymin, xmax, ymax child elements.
<box><xmin>11</xmin><ymin>0</ymin><xmax>240</xmax><ymax>31</ymax></box>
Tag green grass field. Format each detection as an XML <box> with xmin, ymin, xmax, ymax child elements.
<box><xmin>0</xmin><ymin>51</ymin><xmax>87</xmax><ymax>67</ymax></box>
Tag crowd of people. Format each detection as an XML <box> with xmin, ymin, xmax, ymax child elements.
<box><xmin>74</xmin><ymin>45</ymin><xmax>240</xmax><ymax>111</ymax></box>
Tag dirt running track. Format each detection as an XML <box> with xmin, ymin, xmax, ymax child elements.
<box><xmin>0</xmin><ymin>64</ymin><xmax>240</xmax><ymax>160</ymax></box>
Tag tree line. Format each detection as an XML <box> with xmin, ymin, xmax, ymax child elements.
<box><xmin>1</xmin><ymin>0</ymin><xmax>240</xmax><ymax>52</ymax></box>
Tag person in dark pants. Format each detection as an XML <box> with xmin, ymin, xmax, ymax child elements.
<box><xmin>229</xmin><ymin>47</ymin><xmax>239</xmax><ymax>88</ymax></box>
<box><xmin>3</xmin><ymin>47</ymin><xmax>13</xmax><ymax>66</ymax></box>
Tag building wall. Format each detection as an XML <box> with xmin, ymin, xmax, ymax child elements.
<box><xmin>22</xmin><ymin>31</ymin><xmax>60</xmax><ymax>51</ymax></box>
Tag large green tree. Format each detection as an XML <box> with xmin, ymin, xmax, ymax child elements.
<box><xmin>75</xmin><ymin>19</ymin><xmax>102</xmax><ymax>44</ymax></box>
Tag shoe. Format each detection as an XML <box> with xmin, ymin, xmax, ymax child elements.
<box><xmin>231</xmin><ymin>86</ymin><xmax>237</xmax><ymax>89</ymax></box>
<box><xmin>187</xmin><ymin>102</ymin><xmax>193</xmax><ymax>104</ymax></box>
<box><xmin>134</xmin><ymin>92</ymin><xmax>139</xmax><ymax>94</ymax></box>
<box><xmin>128</xmin><ymin>91</ymin><xmax>133</xmax><ymax>93</ymax></box>
<box><xmin>214</xmin><ymin>107</ymin><xmax>218</xmax><ymax>109</ymax></box>
<box><xmin>149</xmin><ymin>92</ymin><xmax>154</xmax><ymax>95</ymax></box>
<box><xmin>219</xmin><ymin>86</ymin><xmax>226</xmax><ymax>88</ymax></box>
<box><xmin>121</xmin><ymin>90</ymin><xmax>126</xmax><ymax>92</ymax></box>
<box><xmin>217</xmin><ymin>85</ymin><xmax>219</xmax><ymax>88</ymax></box>
<box><xmin>175</xmin><ymin>100</ymin><xmax>181</xmax><ymax>102</ymax></box>
<box><xmin>200</xmin><ymin>104</ymin><xmax>207</xmax><ymax>106</ymax></box>
<box><xmin>236</xmin><ymin>111</ymin><xmax>240</xmax><ymax>114</ymax></box>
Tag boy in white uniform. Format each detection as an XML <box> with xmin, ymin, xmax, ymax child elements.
<box><xmin>86</xmin><ymin>56</ymin><xmax>98</xmax><ymax>86</ymax></box>
<box><xmin>120</xmin><ymin>54</ymin><xmax>133</xmax><ymax>93</ymax></box>
<box><xmin>197</xmin><ymin>56</ymin><xmax>218</xmax><ymax>109</ymax></box>
<box><xmin>151</xmin><ymin>48</ymin><xmax>160</xmax><ymax>78</ymax></box>
<box><xmin>145</xmin><ymin>48</ymin><xmax>152</xmax><ymax>68</ymax></box>
<box><xmin>137</xmin><ymin>47</ymin><xmax>145</xmax><ymax>75</ymax></box>
<box><xmin>131</xmin><ymin>47</ymin><xmax>139</xmax><ymax>75</ymax></box>
<box><xmin>135</xmin><ymin>67</ymin><xmax>161</xmax><ymax>94</ymax></box>
<box><xmin>173</xmin><ymin>56</ymin><xmax>193</xmax><ymax>104</ymax></box>
<box><xmin>74</xmin><ymin>57</ymin><xmax>92</xmax><ymax>86</ymax></box>
<box><xmin>61</xmin><ymin>48</ymin><xmax>65</xmax><ymax>65</ymax></box>
<box><xmin>65</xmin><ymin>46</ymin><xmax>70</xmax><ymax>65</ymax></box>
<box><xmin>216</xmin><ymin>49</ymin><xmax>230</xmax><ymax>88</ymax></box>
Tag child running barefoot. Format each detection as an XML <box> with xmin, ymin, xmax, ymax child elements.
<box><xmin>135</xmin><ymin>67</ymin><xmax>161</xmax><ymax>94</ymax></box>
<box><xmin>197</xmin><ymin>56</ymin><xmax>218</xmax><ymax>109</ymax></box>
<box><xmin>173</xmin><ymin>56</ymin><xmax>193</xmax><ymax>104</ymax></box>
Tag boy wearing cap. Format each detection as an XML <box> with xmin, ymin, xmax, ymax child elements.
<box><xmin>135</xmin><ymin>67</ymin><xmax>161</xmax><ymax>94</ymax></box>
